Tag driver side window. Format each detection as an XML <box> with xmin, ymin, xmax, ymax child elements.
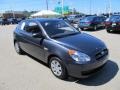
<box><xmin>25</xmin><ymin>21</ymin><xmax>42</xmax><ymax>34</ymax></box>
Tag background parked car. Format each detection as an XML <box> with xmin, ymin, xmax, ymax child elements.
<box><xmin>17</xmin><ymin>18</ymin><xmax>22</xmax><ymax>23</ymax></box>
<box><xmin>1</xmin><ymin>18</ymin><xmax>10</xmax><ymax>25</ymax></box>
<box><xmin>8</xmin><ymin>18</ymin><xmax>19</xmax><ymax>24</ymax></box>
<box><xmin>79</xmin><ymin>16</ymin><xmax>106</xmax><ymax>30</ymax></box>
<box><xmin>58</xmin><ymin>16</ymin><xmax>79</xmax><ymax>28</ymax></box>
<box><xmin>58</xmin><ymin>16</ymin><xmax>71</xmax><ymax>24</ymax></box>
<box><xmin>105</xmin><ymin>15</ymin><xmax>120</xmax><ymax>33</ymax></box>
<box><xmin>67</xmin><ymin>15</ymin><xmax>83</xmax><ymax>24</ymax></box>
<box><xmin>0</xmin><ymin>18</ymin><xmax>2</xmax><ymax>25</ymax></box>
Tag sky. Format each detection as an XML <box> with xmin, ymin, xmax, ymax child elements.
<box><xmin>0</xmin><ymin>0</ymin><xmax>120</xmax><ymax>14</ymax></box>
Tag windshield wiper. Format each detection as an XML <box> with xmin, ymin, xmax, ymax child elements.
<box><xmin>67</xmin><ymin>32</ymin><xmax>80</xmax><ymax>36</ymax></box>
<box><xmin>51</xmin><ymin>32</ymin><xmax>80</xmax><ymax>39</ymax></box>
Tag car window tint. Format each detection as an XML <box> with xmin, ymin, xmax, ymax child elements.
<box><xmin>41</xmin><ymin>20</ymin><xmax>79</xmax><ymax>37</ymax></box>
<box><xmin>26</xmin><ymin>22</ymin><xmax>42</xmax><ymax>34</ymax></box>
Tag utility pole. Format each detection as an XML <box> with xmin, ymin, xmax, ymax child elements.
<box><xmin>108</xmin><ymin>0</ymin><xmax>111</xmax><ymax>17</ymax></box>
<box><xmin>12</xmin><ymin>10</ymin><xmax>15</xmax><ymax>18</ymax></box>
<box><xmin>10</xmin><ymin>6</ymin><xmax>15</xmax><ymax>18</ymax></box>
<box><xmin>46</xmin><ymin>0</ymin><xmax>48</xmax><ymax>10</ymax></box>
<box><xmin>61</xmin><ymin>0</ymin><xmax>64</xmax><ymax>16</ymax></box>
<box><xmin>89</xmin><ymin>0</ymin><xmax>92</xmax><ymax>15</ymax></box>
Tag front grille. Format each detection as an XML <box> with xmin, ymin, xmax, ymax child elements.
<box><xmin>95</xmin><ymin>49</ymin><xmax>108</xmax><ymax>60</ymax></box>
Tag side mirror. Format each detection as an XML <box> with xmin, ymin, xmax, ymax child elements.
<box><xmin>32</xmin><ymin>33</ymin><xmax>44</xmax><ymax>38</ymax></box>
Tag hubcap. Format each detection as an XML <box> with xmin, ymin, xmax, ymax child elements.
<box><xmin>15</xmin><ymin>42</ymin><xmax>20</xmax><ymax>53</ymax></box>
<box><xmin>51</xmin><ymin>60</ymin><xmax>62</xmax><ymax>76</ymax></box>
<box><xmin>94</xmin><ymin>26</ymin><xmax>97</xmax><ymax>30</ymax></box>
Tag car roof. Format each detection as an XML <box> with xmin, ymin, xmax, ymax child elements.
<box><xmin>26</xmin><ymin>18</ymin><xmax>61</xmax><ymax>22</ymax></box>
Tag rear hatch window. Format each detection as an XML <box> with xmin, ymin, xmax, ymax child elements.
<box><xmin>109</xmin><ymin>15</ymin><xmax>120</xmax><ymax>22</ymax></box>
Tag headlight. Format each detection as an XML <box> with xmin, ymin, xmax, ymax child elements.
<box><xmin>68</xmin><ymin>50</ymin><xmax>91</xmax><ymax>63</ymax></box>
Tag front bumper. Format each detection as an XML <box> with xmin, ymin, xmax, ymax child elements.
<box><xmin>67</xmin><ymin>55</ymin><xmax>108</xmax><ymax>78</ymax></box>
<box><xmin>79</xmin><ymin>25</ymin><xmax>93</xmax><ymax>29</ymax></box>
<box><xmin>106</xmin><ymin>26</ymin><xmax>120</xmax><ymax>31</ymax></box>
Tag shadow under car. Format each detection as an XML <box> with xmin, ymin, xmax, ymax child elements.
<box><xmin>74</xmin><ymin>60</ymin><xmax>119</xmax><ymax>86</ymax></box>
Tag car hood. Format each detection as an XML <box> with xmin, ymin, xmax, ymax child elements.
<box><xmin>54</xmin><ymin>33</ymin><xmax>106</xmax><ymax>56</ymax></box>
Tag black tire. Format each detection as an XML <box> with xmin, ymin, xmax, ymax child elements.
<box><xmin>106</xmin><ymin>29</ymin><xmax>111</xmax><ymax>33</ymax></box>
<box><xmin>14</xmin><ymin>41</ymin><xmax>24</xmax><ymax>55</ymax></box>
<box><xmin>80</xmin><ymin>28</ymin><xmax>84</xmax><ymax>30</ymax></box>
<box><xmin>49</xmin><ymin>57</ymin><xmax>68</xmax><ymax>80</ymax></box>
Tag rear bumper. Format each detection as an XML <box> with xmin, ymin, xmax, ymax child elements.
<box><xmin>67</xmin><ymin>55</ymin><xmax>108</xmax><ymax>78</ymax></box>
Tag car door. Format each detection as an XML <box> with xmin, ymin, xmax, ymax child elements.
<box><xmin>19</xmin><ymin>21</ymin><xmax>45</xmax><ymax>61</ymax></box>
<box><xmin>93</xmin><ymin>17</ymin><xmax>101</xmax><ymax>26</ymax></box>
<box><xmin>97</xmin><ymin>17</ymin><xmax>105</xmax><ymax>27</ymax></box>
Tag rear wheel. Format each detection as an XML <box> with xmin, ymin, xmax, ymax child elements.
<box><xmin>14</xmin><ymin>41</ymin><xmax>24</xmax><ymax>55</ymax></box>
<box><xmin>94</xmin><ymin>26</ymin><xmax>97</xmax><ymax>30</ymax></box>
<box><xmin>50</xmin><ymin>57</ymin><xmax>68</xmax><ymax>80</ymax></box>
<box><xmin>106</xmin><ymin>29</ymin><xmax>112</xmax><ymax>33</ymax></box>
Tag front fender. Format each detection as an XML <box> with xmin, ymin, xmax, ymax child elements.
<box><xmin>43</xmin><ymin>39</ymin><xmax>70</xmax><ymax>64</ymax></box>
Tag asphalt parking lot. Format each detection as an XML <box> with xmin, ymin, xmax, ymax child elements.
<box><xmin>0</xmin><ymin>25</ymin><xmax>120</xmax><ymax>90</ymax></box>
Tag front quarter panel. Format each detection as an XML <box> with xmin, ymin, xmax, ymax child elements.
<box><xmin>43</xmin><ymin>39</ymin><xmax>70</xmax><ymax>64</ymax></box>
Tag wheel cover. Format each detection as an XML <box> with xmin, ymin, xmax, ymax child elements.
<box><xmin>51</xmin><ymin>60</ymin><xmax>62</xmax><ymax>76</ymax></box>
<box><xmin>94</xmin><ymin>26</ymin><xmax>97</xmax><ymax>30</ymax></box>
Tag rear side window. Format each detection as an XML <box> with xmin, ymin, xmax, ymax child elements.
<box><xmin>16</xmin><ymin>21</ymin><xmax>26</xmax><ymax>30</ymax></box>
<box><xmin>25</xmin><ymin>22</ymin><xmax>42</xmax><ymax>34</ymax></box>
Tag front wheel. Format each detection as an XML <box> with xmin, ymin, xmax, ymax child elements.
<box><xmin>50</xmin><ymin>57</ymin><xmax>68</xmax><ymax>80</ymax></box>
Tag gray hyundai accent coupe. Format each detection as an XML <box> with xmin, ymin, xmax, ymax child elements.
<box><xmin>13</xmin><ymin>18</ymin><xmax>109</xmax><ymax>79</ymax></box>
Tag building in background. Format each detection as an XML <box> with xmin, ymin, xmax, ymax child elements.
<box><xmin>1</xmin><ymin>11</ymin><xmax>25</xmax><ymax>18</ymax></box>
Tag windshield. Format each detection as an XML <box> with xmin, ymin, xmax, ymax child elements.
<box><xmin>40</xmin><ymin>20</ymin><xmax>79</xmax><ymax>38</ymax></box>
<box><xmin>81</xmin><ymin>16</ymin><xmax>95</xmax><ymax>22</ymax></box>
